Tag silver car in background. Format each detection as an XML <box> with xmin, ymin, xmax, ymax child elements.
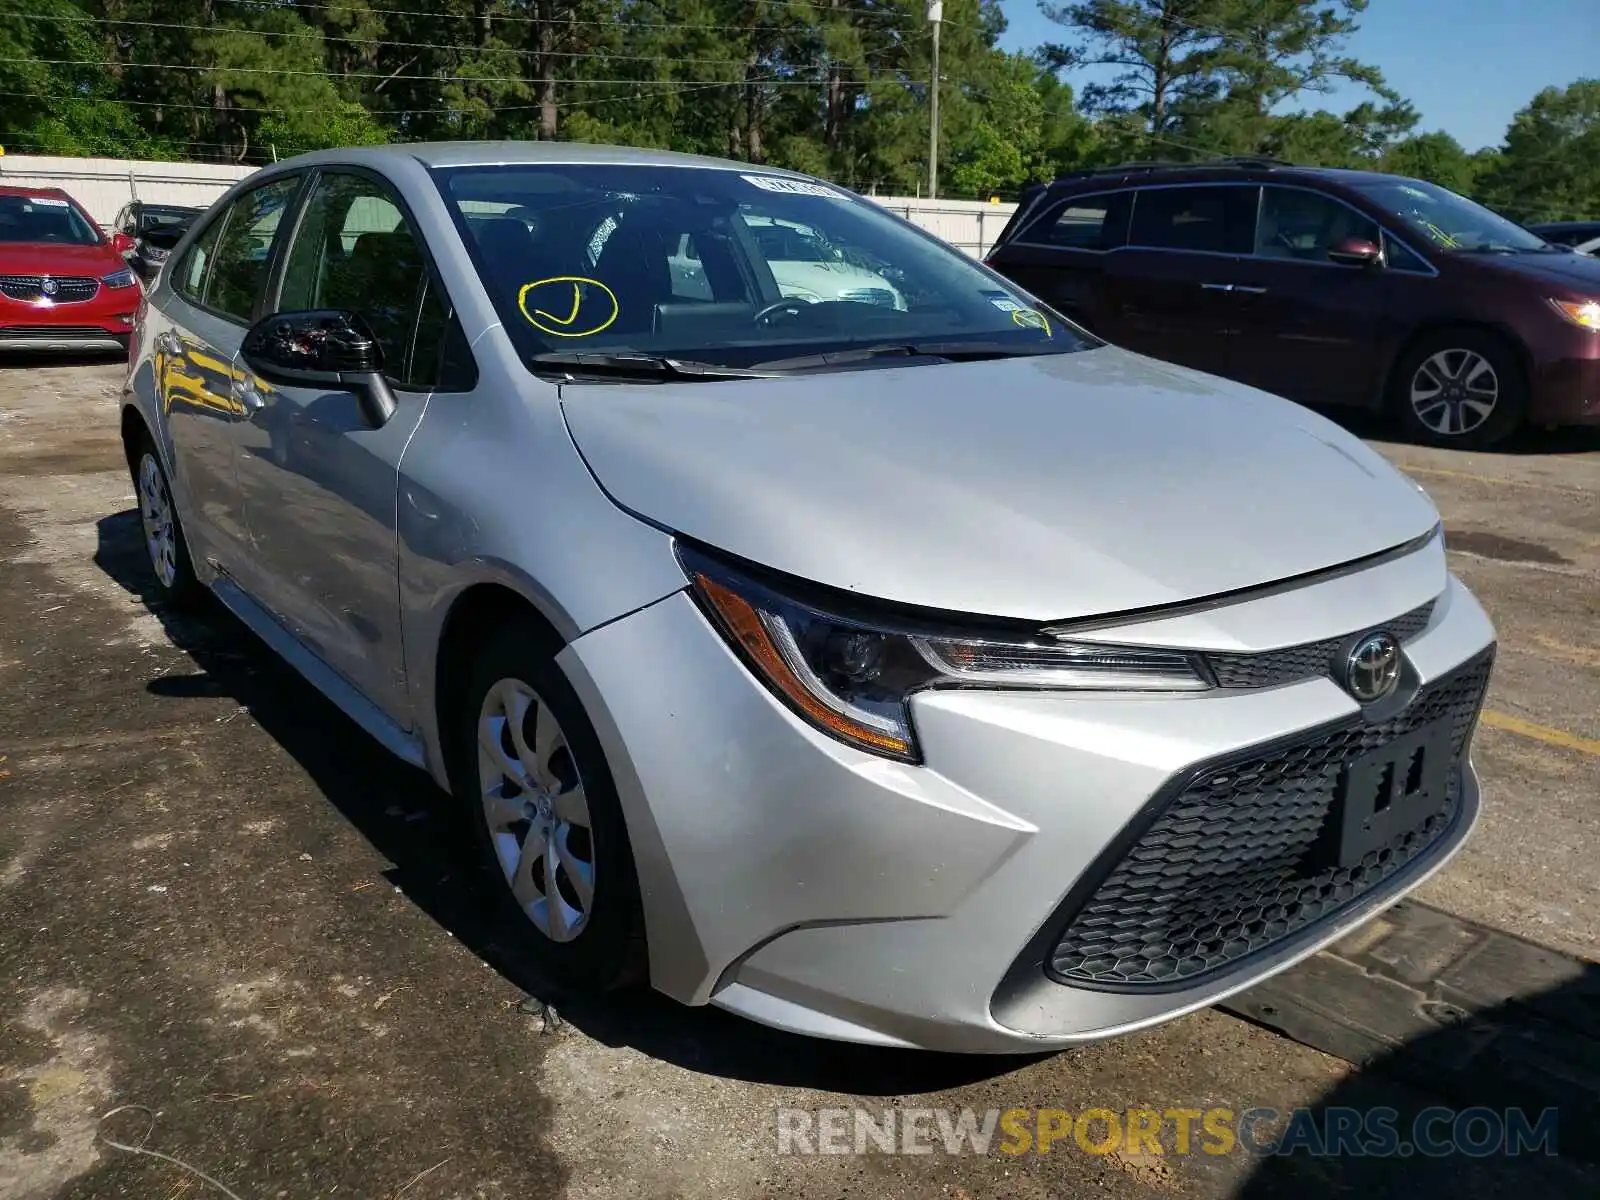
<box><xmin>122</xmin><ymin>143</ymin><xmax>1496</xmax><ymax>1053</ymax></box>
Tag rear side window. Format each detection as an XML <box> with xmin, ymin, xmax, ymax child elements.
<box><xmin>1129</xmin><ymin>186</ymin><xmax>1257</xmax><ymax>254</ymax></box>
<box><xmin>203</xmin><ymin>175</ymin><xmax>302</xmax><ymax>322</ymax></box>
<box><xmin>1031</xmin><ymin>191</ymin><xmax>1133</xmax><ymax>250</ymax></box>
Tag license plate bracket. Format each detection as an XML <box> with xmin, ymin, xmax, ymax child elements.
<box><xmin>1319</xmin><ymin>717</ymin><xmax>1455</xmax><ymax>870</ymax></box>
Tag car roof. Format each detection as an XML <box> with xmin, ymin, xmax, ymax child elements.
<box><xmin>0</xmin><ymin>185</ymin><xmax>72</xmax><ymax>199</ymax></box>
<box><xmin>276</xmin><ymin>140</ymin><xmax>811</xmax><ymax>177</ymax></box>
<box><xmin>1045</xmin><ymin>159</ymin><xmax>1412</xmax><ymax>191</ymax></box>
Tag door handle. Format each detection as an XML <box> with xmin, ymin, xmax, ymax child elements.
<box><xmin>156</xmin><ymin>330</ymin><xmax>182</xmax><ymax>355</ymax></box>
<box><xmin>1233</xmin><ymin>285</ymin><xmax>1269</xmax><ymax>295</ymax></box>
<box><xmin>1200</xmin><ymin>282</ymin><xmax>1235</xmax><ymax>292</ymax></box>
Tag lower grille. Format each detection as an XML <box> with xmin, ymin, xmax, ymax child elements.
<box><xmin>1046</xmin><ymin>649</ymin><xmax>1492</xmax><ymax>990</ymax></box>
<box><xmin>0</xmin><ymin>325</ymin><xmax>118</xmax><ymax>338</ymax></box>
<box><xmin>1207</xmin><ymin>599</ymin><xmax>1435</xmax><ymax>690</ymax></box>
<box><xmin>0</xmin><ymin>274</ymin><xmax>99</xmax><ymax>303</ymax></box>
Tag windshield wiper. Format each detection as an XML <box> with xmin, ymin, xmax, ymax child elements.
<box><xmin>751</xmin><ymin>339</ymin><xmax>1069</xmax><ymax>371</ymax></box>
<box><xmin>527</xmin><ymin>351</ymin><xmax>780</xmax><ymax>381</ymax></box>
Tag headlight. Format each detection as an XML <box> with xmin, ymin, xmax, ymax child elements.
<box><xmin>1550</xmin><ymin>298</ymin><xmax>1600</xmax><ymax>330</ymax></box>
<box><xmin>680</xmin><ymin>546</ymin><xmax>1209</xmax><ymax>763</ymax></box>
<box><xmin>102</xmin><ymin>269</ymin><xmax>137</xmax><ymax>289</ymax></box>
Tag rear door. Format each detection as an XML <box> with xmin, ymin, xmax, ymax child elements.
<box><xmin>157</xmin><ymin>175</ymin><xmax>302</xmax><ymax>569</ymax></box>
<box><xmin>1100</xmin><ymin>184</ymin><xmax>1259</xmax><ymax>376</ymax></box>
<box><xmin>985</xmin><ymin>188</ymin><xmax>1132</xmax><ymax>336</ymax></box>
<box><xmin>1224</xmin><ymin>185</ymin><xmax>1398</xmax><ymax>406</ymax></box>
<box><xmin>229</xmin><ymin>167</ymin><xmax>475</xmax><ymax>722</ymax></box>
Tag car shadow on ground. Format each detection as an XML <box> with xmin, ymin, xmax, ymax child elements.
<box><xmin>94</xmin><ymin>506</ymin><xmax>1042</xmax><ymax>1097</ymax></box>
<box><xmin>1234</xmin><ymin>967</ymin><xmax>1600</xmax><ymax>1196</ymax></box>
<box><xmin>0</xmin><ymin>348</ymin><xmax>128</xmax><ymax>370</ymax></box>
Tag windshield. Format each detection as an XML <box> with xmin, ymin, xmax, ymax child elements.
<box><xmin>432</xmin><ymin>164</ymin><xmax>1088</xmax><ymax>371</ymax></box>
<box><xmin>1344</xmin><ymin>177</ymin><xmax>1548</xmax><ymax>253</ymax></box>
<box><xmin>0</xmin><ymin>195</ymin><xmax>101</xmax><ymax>246</ymax></box>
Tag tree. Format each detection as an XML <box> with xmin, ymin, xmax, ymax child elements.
<box><xmin>1380</xmin><ymin>130</ymin><xmax>1478</xmax><ymax>195</ymax></box>
<box><xmin>1477</xmin><ymin>79</ymin><xmax>1600</xmax><ymax>222</ymax></box>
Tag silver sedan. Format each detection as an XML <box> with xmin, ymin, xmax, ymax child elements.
<box><xmin>122</xmin><ymin>143</ymin><xmax>1496</xmax><ymax>1053</ymax></box>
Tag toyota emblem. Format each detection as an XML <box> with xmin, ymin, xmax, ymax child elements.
<box><xmin>40</xmin><ymin>275</ymin><xmax>57</xmax><ymax>296</ymax></box>
<box><xmin>1344</xmin><ymin>632</ymin><xmax>1401</xmax><ymax>703</ymax></box>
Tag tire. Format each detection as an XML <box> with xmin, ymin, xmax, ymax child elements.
<box><xmin>129</xmin><ymin>433</ymin><xmax>203</xmax><ymax>608</ymax></box>
<box><xmin>1389</xmin><ymin>328</ymin><xmax>1528</xmax><ymax>450</ymax></box>
<box><xmin>455</xmin><ymin>621</ymin><xmax>647</xmax><ymax>993</ymax></box>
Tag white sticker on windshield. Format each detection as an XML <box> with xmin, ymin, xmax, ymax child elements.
<box><xmin>28</xmin><ymin>196</ymin><xmax>69</xmax><ymax>207</ymax></box>
<box><xmin>741</xmin><ymin>175</ymin><xmax>844</xmax><ymax>199</ymax></box>
<box><xmin>982</xmin><ymin>290</ymin><xmax>1024</xmax><ymax>313</ymax></box>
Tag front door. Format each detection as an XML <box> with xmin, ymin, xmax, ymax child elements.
<box><xmin>230</xmin><ymin>169</ymin><xmax>465</xmax><ymax>723</ymax></box>
<box><xmin>1099</xmin><ymin>184</ymin><xmax>1260</xmax><ymax>377</ymax></box>
<box><xmin>1224</xmin><ymin>186</ymin><xmax>1393</xmax><ymax>407</ymax></box>
<box><xmin>159</xmin><ymin>176</ymin><xmax>301</xmax><ymax>569</ymax></box>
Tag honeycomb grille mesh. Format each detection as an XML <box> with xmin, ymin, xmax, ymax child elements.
<box><xmin>1046</xmin><ymin>649</ymin><xmax>1492</xmax><ymax>989</ymax></box>
<box><xmin>1206</xmin><ymin>599</ymin><xmax>1435</xmax><ymax>690</ymax></box>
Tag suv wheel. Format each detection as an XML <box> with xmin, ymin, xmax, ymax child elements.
<box><xmin>1391</xmin><ymin>329</ymin><xmax>1527</xmax><ymax>449</ymax></box>
<box><xmin>130</xmin><ymin>435</ymin><xmax>201</xmax><ymax>607</ymax></box>
<box><xmin>457</xmin><ymin>622</ymin><xmax>646</xmax><ymax>992</ymax></box>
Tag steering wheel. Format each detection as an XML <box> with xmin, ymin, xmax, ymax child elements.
<box><xmin>752</xmin><ymin>299</ymin><xmax>810</xmax><ymax>326</ymax></box>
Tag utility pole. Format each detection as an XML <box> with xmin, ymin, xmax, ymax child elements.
<box><xmin>927</xmin><ymin>0</ymin><xmax>941</xmax><ymax>199</ymax></box>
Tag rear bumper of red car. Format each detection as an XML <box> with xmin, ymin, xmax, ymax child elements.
<box><xmin>0</xmin><ymin>281</ymin><xmax>139</xmax><ymax>350</ymax></box>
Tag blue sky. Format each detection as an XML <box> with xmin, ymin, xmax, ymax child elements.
<box><xmin>996</xmin><ymin>0</ymin><xmax>1597</xmax><ymax>151</ymax></box>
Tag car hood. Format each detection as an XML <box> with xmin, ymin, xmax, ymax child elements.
<box><xmin>560</xmin><ymin>348</ymin><xmax>1440</xmax><ymax>622</ymax></box>
<box><xmin>0</xmin><ymin>241</ymin><xmax>121</xmax><ymax>275</ymax></box>
<box><xmin>1463</xmin><ymin>248</ymin><xmax>1600</xmax><ymax>292</ymax></box>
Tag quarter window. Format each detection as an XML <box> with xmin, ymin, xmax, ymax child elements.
<box><xmin>278</xmin><ymin>171</ymin><xmax>471</xmax><ymax>391</ymax></box>
<box><xmin>1256</xmin><ymin>188</ymin><xmax>1382</xmax><ymax>263</ymax></box>
<box><xmin>203</xmin><ymin>176</ymin><xmax>302</xmax><ymax>322</ymax></box>
<box><xmin>1128</xmin><ymin>186</ymin><xmax>1257</xmax><ymax>254</ymax></box>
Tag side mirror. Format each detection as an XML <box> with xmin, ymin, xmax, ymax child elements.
<box><xmin>240</xmin><ymin>309</ymin><xmax>397</xmax><ymax>427</ymax></box>
<box><xmin>111</xmin><ymin>232</ymin><xmax>135</xmax><ymax>256</ymax></box>
<box><xmin>1328</xmin><ymin>237</ymin><xmax>1384</xmax><ymax>268</ymax></box>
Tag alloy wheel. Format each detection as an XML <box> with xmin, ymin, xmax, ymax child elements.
<box><xmin>137</xmin><ymin>452</ymin><xmax>178</xmax><ymax>589</ymax></box>
<box><xmin>1409</xmin><ymin>349</ymin><xmax>1499</xmax><ymax>438</ymax></box>
<box><xmin>477</xmin><ymin>677</ymin><xmax>595</xmax><ymax>942</ymax></box>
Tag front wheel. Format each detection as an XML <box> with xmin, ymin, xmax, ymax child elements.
<box><xmin>1390</xmin><ymin>330</ymin><xmax>1528</xmax><ymax>449</ymax></box>
<box><xmin>457</xmin><ymin>623</ymin><xmax>646</xmax><ymax>993</ymax></box>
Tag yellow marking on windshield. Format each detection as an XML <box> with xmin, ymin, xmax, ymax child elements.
<box><xmin>1011</xmin><ymin>309</ymin><xmax>1052</xmax><ymax>335</ymax></box>
<box><xmin>518</xmin><ymin>276</ymin><xmax>619</xmax><ymax>339</ymax></box>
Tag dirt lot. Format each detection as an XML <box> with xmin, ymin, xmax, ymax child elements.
<box><xmin>1</xmin><ymin>359</ymin><xmax>1597</xmax><ymax>1199</ymax></box>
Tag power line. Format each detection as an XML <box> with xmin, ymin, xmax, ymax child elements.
<box><xmin>213</xmin><ymin>0</ymin><xmax>987</xmax><ymax>31</ymax></box>
<box><xmin>17</xmin><ymin>13</ymin><xmax>926</xmax><ymax>66</ymax></box>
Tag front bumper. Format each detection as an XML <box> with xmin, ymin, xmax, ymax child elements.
<box><xmin>558</xmin><ymin>545</ymin><xmax>1496</xmax><ymax>1053</ymax></box>
<box><xmin>1530</xmin><ymin>337</ymin><xmax>1600</xmax><ymax>426</ymax></box>
<box><xmin>0</xmin><ymin>284</ymin><xmax>139</xmax><ymax>350</ymax></box>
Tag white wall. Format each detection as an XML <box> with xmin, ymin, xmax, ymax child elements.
<box><xmin>868</xmin><ymin>196</ymin><xmax>1019</xmax><ymax>257</ymax></box>
<box><xmin>0</xmin><ymin>155</ymin><xmax>255</xmax><ymax>227</ymax></box>
<box><xmin>0</xmin><ymin>154</ymin><xmax>1021</xmax><ymax>255</ymax></box>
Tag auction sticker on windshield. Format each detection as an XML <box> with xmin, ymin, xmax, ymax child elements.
<box><xmin>742</xmin><ymin>175</ymin><xmax>845</xmax><ymax>199</ymax></box>
<box><xmin>518</xmin><ymin>276</ymin><xmax>620</xmax><ymax>339</ymax></box>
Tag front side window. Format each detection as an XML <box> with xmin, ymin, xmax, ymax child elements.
<box><xmin>1129</xmin><ymin>186</ymin><xmax>1257</xmax><ymax>255</ymax></box>
<box><xmin>0</xmin><ymin>194</ymin><xmax>102</xmax><ymax>246</ymax></box>
<box><xmin>175</xmin><ymin>213</ymin><xmax>226</xmax><ymax>302</ymax></box>
<box><xmin>1344</xmin><ymin>176</ymin><xmax>1549</xmax><ymax>254</ymax></box>
<box><xmin>1255</xmin><ymin>188</ymin><xmax>1382</xmax><ymax>262</ymax></box>
<box><xmin>205</xmin><ymin>175</ymin><xmax>302</xmax><ymax>322</ymax></box>
<box><xmin>435</xmin><ymin>164</ymin><xmax>1089</xmax><ymax>371</ymax></box>
<box><xmin>278</xmin><ymin>171</ymin><xmax>468</xmax><ymax>390</ymax></box>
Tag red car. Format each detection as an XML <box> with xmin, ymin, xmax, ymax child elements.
<box><xmin>0</xmin><ymin>185</ymin><xmax>140</xmax><ymax>353</ymax></box>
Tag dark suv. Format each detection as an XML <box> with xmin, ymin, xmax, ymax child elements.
<box><xmin>985</xmin><ymin>159</ymin><xmax>1600</xmax><ymax>448</ymax></box>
